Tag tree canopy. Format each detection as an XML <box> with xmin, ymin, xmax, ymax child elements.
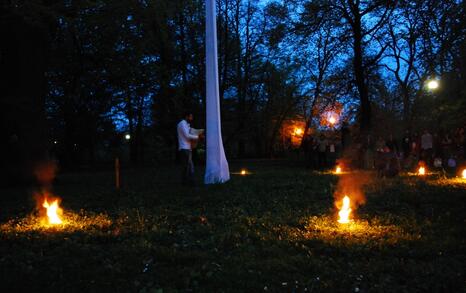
<box><xmin>0</xmin><ymin>0</ymin><xmax>464</xmax><ymax>172</ymax></box>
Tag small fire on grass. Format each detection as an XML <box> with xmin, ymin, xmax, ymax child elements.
<box><xmin>42</xmin><ymin>198</ymin><xmax>63</xmax><ymax>225</ymax></box>
<box><xmin>335</xmin><ymin>166</ymin><xmax>342</xmax><ymax>174</ymax></box>
<box><xmin>337</xmin><ymin>195</ymin><xmax>352</xmax><ymax>224</ymax></box>
<box><xmin>418</xmin><ymin>166</ymin><xmax>426</xmax><ymax>176</ymax></box>
<box><xmin>35</xmin><ymin>191</ymin><xmax>65</xmax><ymax>227</ymax></box>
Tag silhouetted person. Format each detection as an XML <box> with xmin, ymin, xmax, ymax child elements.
<box><xmin>421</xmin><ymin>130</ymin><xmax>433</xmax><ymax>164</ymax></box>
<box><xmin>401</xmin><ymin>130</ymin><xmax>411</xmax><ymax>158</ymax></box>
<box><xmin>386</xmin><ymin>134</ymin><xmax>399</xmax><ymax>156</ymax></box>
<box><xmin>341</xmin><ymin>122</ymin><xmax>351</xmax><ymax>151</ymax></box>
<box><xmin>317</xmin><ymin>134</ymin><xmax>328</xmax><ymax>169</ymax></box>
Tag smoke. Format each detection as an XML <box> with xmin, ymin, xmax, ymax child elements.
<box><xmin>33</xmin><ymin>161</ymin><xmax>58</xmax><ymax>189</ymax></box>
<box><xmin>334</xmin><ymin>171</ymin><xmax>373</xmax><ymax>210</ymax></box>
<box><xmin>32</xmin><ymin>161</ymin><xmax>59</xmax><ymax>213</ymax></box>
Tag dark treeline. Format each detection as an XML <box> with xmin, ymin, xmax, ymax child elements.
<box><xmin>0</xmin><ymin>0</ymin><xmax>465</xmax><ymax>178</ymax></box>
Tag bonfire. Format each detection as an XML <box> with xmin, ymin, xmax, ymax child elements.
<box><xmin>42</xmin><ymin>197</ymin><xmax>63</xmax><ymax>225</ymax></box>
<box><xmin>338</xmin><ymin>195</ymin><xmax>352</xmax><ymax>224</ymax></box>
<box><xmin>418</xmin><ymin>166</ymin><xmax>426</xmax><ymax>176</ymax></box>
<box><xmin>335</xmin><ymin>166</ymin><xmax>342</xmax><ymax>174</ymax></box>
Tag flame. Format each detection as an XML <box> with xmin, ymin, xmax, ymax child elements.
<box><xmin>329</xmin><ymin>116</ymin><xmax>336</xmax><ymax>125</ymax></box>
<box><xmin>42</xmin><ymin>198</ymin><xmax>63</xmax><ymax>225</ymax></box>
<box><xmin>462</xmin><ymin>169</ymin><xmax>466</xmax><ymax>179</ymax></box>
<box><xmin>294</xmin><ymin>128</ymin><xmax>303</xmax><ymax>136</ymax></box>
<box><xmin>338</xmin><ymin>196</ymin><xmax>352</xmax><ymax>224</ymax></box>
<box><xmin>418</xmin><ymin>167</ymin><xmax>426</xmax><ymax>176</ymax></box>
<box><xmin>335</xmin><ymin>166</ymin><xmax>342</xmax><ymax>174</ymax></box>
<box><xmin>241</xmin><ymin>169</ymin><xmax>247</xmax><ymax>175</ymax></box>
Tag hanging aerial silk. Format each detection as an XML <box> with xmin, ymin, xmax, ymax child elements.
<box><xmin>204</xmin><ymin>0</ymin><xmax>230</xmax><ymax>184</ymax></box>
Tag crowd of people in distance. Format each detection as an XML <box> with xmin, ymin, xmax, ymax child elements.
<box><xmin>301</xmin><ymin>125</ymin><xmax>466</xmax><ymax>177</ymax></box>
<box><xmin>301</xmin><ymin>133</ymin><xmax>339</xmax><ymax>169</ymax></box>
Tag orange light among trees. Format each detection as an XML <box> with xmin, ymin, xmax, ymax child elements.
<box><xmin>294</xmin><ymin>128</ymin><xmax>303</xmax><ymax>136</ymax></box>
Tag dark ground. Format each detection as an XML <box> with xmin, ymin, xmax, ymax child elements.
<box><xmin>0</xmin><ymin>160</ymin><xmax>465</xmax><ymax>292</ymax></box>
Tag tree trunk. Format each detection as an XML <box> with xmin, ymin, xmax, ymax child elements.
<box><xmin>352</xmin><ymin>16</ymin><xmax>371</xmax><ymax>133</ymax></box>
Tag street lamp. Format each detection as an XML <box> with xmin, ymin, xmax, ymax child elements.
<box><xmin>426</xmin><ymin>79</ymin><xmax>439</xmax><ymax>90</ymax></box>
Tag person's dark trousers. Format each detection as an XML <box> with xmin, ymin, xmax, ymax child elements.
<box><xmin>318</xmin><ymin>151</ymin><xmax>327</xmax><ymax>169</ymax></box>
<box><xmin>180</xmin><ymin>149</ymin><xmax>194</xmax><ymax>185</ymax></box>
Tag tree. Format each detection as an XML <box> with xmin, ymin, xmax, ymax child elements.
<box><xmin>300</xmin><ymin>0</ymin><xmax>396</xmax><ymax>133</ymax></box>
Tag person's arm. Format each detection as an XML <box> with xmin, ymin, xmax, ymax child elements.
<box><xmin>180</xmin><ymin>122</ymin><xmax>199</xmax><ymax>140</ymax></box>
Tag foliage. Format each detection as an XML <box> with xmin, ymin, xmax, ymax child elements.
<box><xmin>1</xmin><ymin>0</ymin><xmax>464</xmax><ymax>167</ymax></box>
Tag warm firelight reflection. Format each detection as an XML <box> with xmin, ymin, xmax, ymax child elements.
<box><xmin>42</xmin><ymin>198</ymin><xmax>63</xmax><ymax>225</ymax></box>
<box><xmin>338</xmin><ymin>196</ymin><xmax>352</xmax><ymax>224</ymax></box>
<box><xmin>335</xmin><ymin>166</ymin><xmax>342</xmax><ymax>174</ymax></box>
<box><xmin>418</xmin><ymin>166</ymin><xmax>426</xmax><ymax>176</ymax></box>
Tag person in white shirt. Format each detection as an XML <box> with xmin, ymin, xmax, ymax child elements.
<box><xmin>421</xmin><ymin>130</ymin><xmax>433</xmax><ymax>163</ymax></box>
<box><xmin>177</xmin><ymin>112</ymin><xmax>200</xmax><ymax>185</ymax></box>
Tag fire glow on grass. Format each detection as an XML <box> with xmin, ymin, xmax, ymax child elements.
<box><xmin>338</xmin><ymin>196</ymin><xmax>352</xmax><ymax>224</ymax></box>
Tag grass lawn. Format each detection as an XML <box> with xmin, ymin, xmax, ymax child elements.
<box><xmin>0</xmin><ymin>160</ymin><xmax>465</xmax><ymax>292</ymax></box>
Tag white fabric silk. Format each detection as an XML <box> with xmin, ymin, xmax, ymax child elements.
<box><xmin>205</xmin><ymin>0</ymin><xmax>230</xmax><ymax>184</ymax></box>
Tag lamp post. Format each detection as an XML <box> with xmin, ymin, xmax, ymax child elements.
<box><xmin>426</xmin><ymin>78</ymin><xmax>440</xmax><ymax>91</ymax></box>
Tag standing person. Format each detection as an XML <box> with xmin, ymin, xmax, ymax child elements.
<box><xmin>301</xmin><ymin>133</ymin><xmax>310</xmax><ymax>167</ymax></box>
<box><xmin>302</xmin><ymin>131</ymin><xmax>315</xmax><ymax>169</ymax></box>
<box><xmin>411</xmin><ymin>132</ymin><xmax>421</xmax><ymax>160</ymax></box>
<box><xmin>460</xmin><ymin>126</ymin><xmax>465</xmax><ymax>160</ymax></box>
<box><xmin>177</xmin><ymin>111</ymin><xmax>201</xmax><ymax>185</ymax></box>
<box><xmin>375</xmin><ymin>136</ymin><xmax>386</xmax><ymax>153</ymax></box>
<box><xmin>440</xmin><ymin>133</ymin><xmax>452</xmax><ymax>163</ymax></box>
<box><xmin>374</xmin><ymin>136</ymin><xmax>386</xmax><ymax>170</ymax></box>
<box><xmin>329</xmin><ymin>140</ymin><xmax>337</xmax><ymax>167</ymax></box>
<box><xmin>401</xmin><ymin>130</ymin><xmax>411</xmax><ymax>166</ymax></box>
<box><xmin>386</xmin><ymin>134</ymin><xmax>399</xmax><ymax>156</ymax></box>
<box><xmin>341</xmin><ymin>122</ymin><xmax>351</xmax><ymax>152</ymax></box>
<box><xmin>401</xmin><ymin>130</ymin><xmax>411</xmax><ymax>159</ymax></box>
<box><xmin>317</xmin><ymin>134</ymin><xmax>328</xmax><ymax>169</ymax></box>
<box><xmin>363</xmin><ymin>134</ymin><xmax>375</xmax><ymax>169</ymax></box>
<box><xmin>421</xmin><ymin>130</ymin><xmax>433</xmax><ymax>164</ymax></box>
